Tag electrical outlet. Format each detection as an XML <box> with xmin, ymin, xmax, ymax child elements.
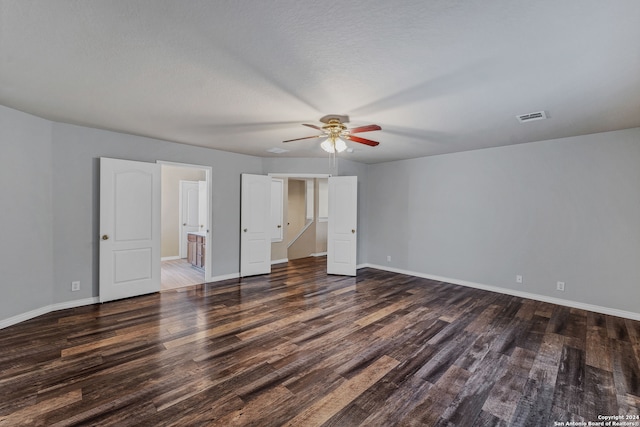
<box><xmin>387</xmin><ymin>255</ymin><xmax>391</xmax><ymax>262</ymax></box>
<box><xmin>516</xmin><ymin>275</ymin><xmax>523</xmax><ymax>284</ymax></box>
<box><xmin>71</xmin><ymin>281</ymin><xmax>80</xmax><ymax>292</ymax></box>
<box><xmin>556</xmin><ymin>281</ymin><xmax>565</xmax><ymax>291</ymax></box>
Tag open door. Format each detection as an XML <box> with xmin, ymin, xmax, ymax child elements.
<box><xmin>179</xmin><ymin>180</ymin><xmax>200</xmax><ymax>259</ymax></box>
<box><xmin>327</xmin><ymin>176</ymin><xmax>358</xmax><ymax>276</ymax></box>
<box><xmin>240</xmin><ymin>174</ymin><xmax>272</xmax><ymax>277</ymax></box>
<box><xmin>100</xmin><ymin>158</ymin><xmax>161</xmax><ymax>302</ymax></box>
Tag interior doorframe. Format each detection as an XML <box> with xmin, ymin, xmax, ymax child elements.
<box><xmin>158</xmin><ymin>160</ymin><xmax>214</xmax><ymax>283</ymax></box>
<box><xmin>268</xmin><ymin>173</ymin><xmax>332</xmax><ymax>268</ymax></box>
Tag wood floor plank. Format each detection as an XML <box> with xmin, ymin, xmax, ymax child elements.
<box><xmin>0</xmin><ymin>389</ymin><xmax>82</xmax><ymax>427</ymax></box>
<box><xmin>482</xmin><ymin>364</ymin><xmax>529</xmax><ymax>422</ymax></box>
<box><xmin>162</xmin><ymin>312</ymin><xmax>273</xmax><ymax>350</ymax></box>
<box><xmin>607</xmin><ymin>315</ymin><xmax>631</xmax><ymax>341</ymax></box>
<box><xmin>586</xmin><ymin>313</ymin><xmax>614</xmax><ymax>371</ymax></box>
<box><xmin>283</xmin><ymin>355</ymin><xmax>399</xmax><ymax>427</ymax></box>
<box><xmin>212</xmin><ymin>385</ymin><xmax>294</xmax><ymax>426</ymax></box>
<box><xmin>401</xmin><ymin>364</ymin><xmax>471</xmax><ymax>426</ymax></box>
<box><xmin>583</xmin><ymin>365</ymin><xmax>618</xmax><ymax>419</ymax></box>
<box><xmin>509</xmin><ymin>377</ymin><xmax>557</xmax><ymax>426</ymax></box>
<box><xmin>436</xmin><ymin>350</ymin><xmax>510</xmax><ymax>426</ymax></box>
<box><xmin>353</xmin><ymin>375</ymin><xmax>433</xmax><ymax>426</ymax></box>
<box><xmin>552</xmin><ymin>344</ymin><xmax>586</xmax><ymax>416</ymax></box>
<box><xmin>1</xmin><ymin>256</ymin><xmax>639</xmax><ymax>426</ymax></box>
<box><xmin>611</xmin><ymin>339</ymin><xmax>640</xmax><ymax>398</ymax></box>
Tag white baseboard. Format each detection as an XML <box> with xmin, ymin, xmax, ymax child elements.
<box><xmin>311</xmin><ymin>252</ymin><xmax>327</xmax><ymax>257</ymax></box>
<box><xmin>161</xmin><ymin>256</ymin><xmax>181</xmax><ymax>261</ymax></box>
<box><xmin>360</xmin><ymin>263</ymin><xmax>640</xmax><ymax>321</ymax></box>
<box><xmin>0</xmin><ymin>297</ymin><xmax>100</xmax><ymax>330</ymax></box>
<box><xmin>8</xmin><ymin>264</ymin><xmax>636</xmax><ymax>330</ymax></box>
<box><xmin>271</xmin><ymin>258</ymin><xmax>289</xmax><ymax>265</ymax></box>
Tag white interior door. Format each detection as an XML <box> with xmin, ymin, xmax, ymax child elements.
<box><xmin>271</xmin><ymin>178</ymin><xmax>284</xmax><ymax>242</ymax></box>
<box><xmin>327</xmin><ymin>176</ymin><xmax>358</xmax><ymax>276</ymax></box>
<box><xmin>240</xmin><ymin>174</ymin><xmax>272</xmax><ymax>277</ymax></box>
<box><xmin>179</xmin><ymin>180</ymin><xmax>200</xmax><ymax>259</ymax></box>
<box><xmin>198</xmin><ymin>180</ymin><xmax>208</xmax><ymax>232</ymax></box>
<box><xmin>100</xmin><ymin>157</ymin><xmax>160</xmax><ymax>302</ymax></box>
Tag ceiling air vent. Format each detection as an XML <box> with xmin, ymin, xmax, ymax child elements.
<box><xmin>516</xmin><ymin>111</ymin><xmax>547</xmax><ymax>123</ymax></box>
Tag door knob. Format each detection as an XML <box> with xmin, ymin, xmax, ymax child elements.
<box><xmin>244</xmin><ymin>228</ymin><xmax>248</xmax><ymax>232</ymax></box>
<box><xmin>277</xmin><ymin>225</ymin><xmax>282</xmax><ymax>228</ymax></box>
<box><xmin>102</xmin><ymin>235</ymin><xmax>109</xmax><ymax>240</ymax></box>
<box><xmin>352</xmin><ymin>229</ymin><xmax>356</xmax><ymax>234</ymax></box>
<box><xmin>183</xmin><ymin>223</ymin><xmax>186</xmax><ymax>226</ymax></box>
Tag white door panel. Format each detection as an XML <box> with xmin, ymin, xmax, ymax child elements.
<box><xmin>240</xmin><ymin>174</ymin><xmax>272</xmax><ymax>277</ymax></box>
<box><xmin>179</xmin><ymin>181</ymin><xmax>199</xmax><ymax>258</ymax></box>
<box><xmin>100</xmin><ymin>158</ymin><xmax>160</xmax><ymax>302</ymax></box>
<box><xmin>271</xmin><ymin>179</ymin><xmax>284</xmax><ymax>242</ymax></box>
<box><xmin>186</xmin><ymin>187</ymin><xmax>199</xmax><ymax>225</ymax></box>
<box><xmin>198</xmin><ymin>180</ymin><xmax>208</xmax><ymax>231</ymax></box>
<box><xmin>327</xmin><ymin>176</ymin><xmax>357</xmax><ymax>276</ymax></box>
<box><xmin>114</xmin><ymin>248</ymin><xmax>152</xmax><ymax>282</ymax></box>
<box><xmin>114</xmin><ymin>171</ymin><xmax>154</xmax><ymax>240</ymax></box>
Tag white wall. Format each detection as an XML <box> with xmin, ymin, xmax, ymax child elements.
<box><xmin>0</xmin><ymin>106</ymin><xmax>54</xmax><ymax>321</ymax></box>
<box><xmin>365</xmin><ymin>128</ymin><xmax>640</xmax><ymax>315</ymax></box>
<box><xmin>286</xmin><ymin>179</ymin><xmax>307</xmax><ymax>245</ymax></box>
<box><xmin>262</xmin><ymin>157</ymin><xmax>335</xmax><ymax>175</ymax></box>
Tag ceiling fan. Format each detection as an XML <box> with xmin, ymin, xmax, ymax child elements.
<box><xmin>283</xmin><ymin>115</ymin><xmax>382</xmax><ymax>153</ymax></box>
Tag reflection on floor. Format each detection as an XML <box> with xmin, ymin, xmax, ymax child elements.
<box><xmin>161</xmin><ymin>258</ymin><xmax>205</xmax><ymax>290</ymax></box>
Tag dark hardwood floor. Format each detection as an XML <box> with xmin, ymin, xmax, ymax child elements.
<box><xmin>1</xmin><ymin>257</ymin><xmax>639</xmax><ymax>426</ymax></box>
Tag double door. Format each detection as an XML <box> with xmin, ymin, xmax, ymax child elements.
<box><xmin>240</xmin><ymin>174</ymin><xmax>358</xmax><ymax>277</ymax></box>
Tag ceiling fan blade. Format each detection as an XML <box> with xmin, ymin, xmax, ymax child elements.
<box><xmin>282</xmin><ymin>134</ymin><xmax>326</xmax><ymax>143</ymax></box>
<box><xmin>346</xmin><ymin>135</ymin><xmax>380</xmax><ymax>147</ymax></box>
<box><xmin>349</xmin><ymin>124</ymin><xmax>382</xmax><ymax>134</ymax></box>
<box><xmin>302</xmin><ymin>123</ymin><xmax>324</xmax><ymax>131</ymax></box>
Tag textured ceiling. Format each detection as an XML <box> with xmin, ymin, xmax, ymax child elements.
<box><xmin>1</xmin><ymin>0</ymin><xmax>639</xmax><ymax>163</ymax></box>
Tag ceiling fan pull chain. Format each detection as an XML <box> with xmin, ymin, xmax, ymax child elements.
<box><xmin>328</xmin><ymin>150</ymin><xmax>337</xmax><ymax>173</ymax></box>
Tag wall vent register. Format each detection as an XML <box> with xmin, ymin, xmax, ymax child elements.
<box><xmin>516</xmin><ymin>111</ymin><xmax>547</xmax><ymax>123</ymax></box>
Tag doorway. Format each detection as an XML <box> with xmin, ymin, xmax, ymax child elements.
<box><xmin>268</xmin><ymin>174</ymin><xmax>330</xmax><ymax>266</ymax></box>
<box><xmin>285</xmin><ymin>178</ymin><xmax>328</xmax><ymax>260</ymax></box>
<box><xmin>261</xmin><ymin>174</ymin><xmax>358</xmax><ymax>276</ymax></box>
<box><xmin>159</xmin><ymin>162</ymin><xmax>212</xmax><ymax>290</ymax></box>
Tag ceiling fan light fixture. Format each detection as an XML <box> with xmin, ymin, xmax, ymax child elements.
<box><xmin>320</xmin><ymin>138</ymin><xmax>334</xmax><ymax>153</ymax></box>
<box><xmin>321</xmin><ymin>137</ymin><xmax>347</xmax><ymax>153</ymax></box>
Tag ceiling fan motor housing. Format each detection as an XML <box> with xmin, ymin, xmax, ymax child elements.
<box><xmin>323</xmin><ymin>119</ymin><xmax>348</xmax><ymax>138</ymax></box>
